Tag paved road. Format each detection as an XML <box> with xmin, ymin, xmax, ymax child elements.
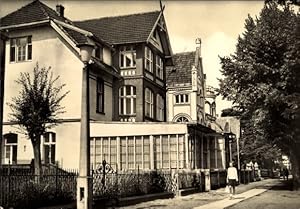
<box><xmin>226</xmin><ymin>179</ymin><xmax>300</xmax><ymax>209</ymax></box>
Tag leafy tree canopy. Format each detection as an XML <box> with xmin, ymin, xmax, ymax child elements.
<box><xmin>218</xmin><ymin>1</ymin><xmax>300</xmax><ymax>187</ymax></box>
<box><xmin>8</xmin><ymin>63</ymin><xmax>69</xmax><ymax>176</ymax></box>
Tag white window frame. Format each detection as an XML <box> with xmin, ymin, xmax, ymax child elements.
<box><xmin>43</xmin><ymin>132</ymin><xmax>56</xmax><ymax>164</ymax></box>
<box><xmin>144</xmin><ymin>46</ymin><xmax>153</xmax><ymax>73</ymax></box>
<box><xmin>156</xmin><ymin>94</ymin><xmax>165</xmax><ymax>121</ymax></box>
<box><xmin>156</xmin><ymin>55</ymin><xmax>163</xmax><ymax>80</ymax></box>
<box><xmin>119</xmin><ymin>85</ymin><xmax>136</xmax><ymax>115</ymax></box>
<box><xmin>145</xmin><ymin>88</ymin><xmax>154</xmax><ymax>118</ymax></box>
<box><xmin>119</xmin><ymin>46</ymin><xmax>136</xmax><ymax>69</ymax></box>
<box><xmin>4</xmin><ymin>134</ymin><xmax>18</xmax><ymax>164</ymax></box>
<box><xmin>10</xmin><ymin>36</ymin><xmax>32</xmax><ymax>63</ymax></box>
<box><xmin>175</xmin><ymin>94</ymin><xmax>189</xmax><ymax>104</ymax></box>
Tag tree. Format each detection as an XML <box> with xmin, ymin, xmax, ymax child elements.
<box><xmin>218</xmin><ymin>2</ymin><xmax>300</xmax><ymax>189</ymax></box>
<box><xmin>8</xmin><ymin>63</ymin><xmax>69</xmax><ymax>176</ymax></box>
<box><xmin>221</xmin><ymin>108</ymin><xmax>281</xmax><ymax>169</ymax></box>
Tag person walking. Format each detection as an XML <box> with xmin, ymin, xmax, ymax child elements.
<box><xmin>227</xmin><ymin>161</ymin><xmax>238</xmax><ymax>199</ymax></box>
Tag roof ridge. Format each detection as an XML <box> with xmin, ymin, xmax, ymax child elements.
<box><xmin>36</xmin><ymin>0</ymin><xmax>51</xmax><ymax>19</ymax></box>
<box><xmin>173</xmin><ymin>51</ymin><xmax>196</xmax><ymax>55</ymax></box>
<box><xmin>0</xmin><ymin>0</ymin><xmax>40</xmax><ymax>20</ymax></box>
<box><xmin>75</xmin><ymin>10</ymin><xmax>161</xmax><ymax>23</ymax></box>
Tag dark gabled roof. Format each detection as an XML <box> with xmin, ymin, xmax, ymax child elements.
<box><xmin>166</xmin><ymin>51</ymin><xmax>196</xmax><ymax>86</ymax></box>
<box><xmin>0</xmin><ymin>0</ymin><xmax>67</xmax><ymax>27</ymax></box>
<box><xmin>61</xmin><ymin>26</ymin><xmax>89</xmax><ymax>45</ymax></box>
<box><xmin>74</xmin><ymin>11</ymin><xmax>161</xmax><ymax>45</ymax></box>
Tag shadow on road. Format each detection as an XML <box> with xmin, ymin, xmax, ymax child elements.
<box><xmin>269</xmin><ymin>179</ymin><xmax>293</xmax><ymax>191</ymax></box>
<box><xmin>136</xmin><ymin>204</ymin><xmax>167</xmax><ymax>209</ymax></box>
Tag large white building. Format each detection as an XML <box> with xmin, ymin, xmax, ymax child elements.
<box><xmin>0</xmin><ymin>1</ymin><xmax>229</xmax><ymax>172</ymax></box>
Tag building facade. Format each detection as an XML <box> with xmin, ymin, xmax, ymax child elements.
<box><xmin>0</xmin><ymin>1</ymin><xmax>229</xmax><ymax>172</ymax></box>
<box><xmin>166</xmin><ymin>43</ymin><xmax>206</xmax><ymax>125</ymax></box>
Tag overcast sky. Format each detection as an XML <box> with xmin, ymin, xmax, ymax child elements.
<box><xmin>0</xmin><ymin>0</ymin><xmax>264</xmax><ymax>115</ymax></box>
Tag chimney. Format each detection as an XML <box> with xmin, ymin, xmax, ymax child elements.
<box><xmin>195</xmin><ymin>38</ymin><xmax>202</xmax><ymax>57</ymax></box>
<box><xmin>56</xmin><ymin>4</ymin><xmax>65</xmax><ymax>17</ymax></box>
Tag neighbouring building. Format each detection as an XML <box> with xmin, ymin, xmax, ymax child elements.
<box><xmin>165</xmin><ymin>41</ymin><xmax>227</xmax><ymax>171</ymax></box>
<box><xmin>0</xmin><ymin>1</ymin><xmax>230</xmax><ymax>173</ymax></box>
<box><xmin>166</xmin><ymin>41</ymin><xmax>205</xmax><ymax>124</ymax></box>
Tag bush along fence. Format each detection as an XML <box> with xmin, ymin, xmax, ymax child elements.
<box><xmin>0</xmin><ymin>163</ymin><xmax>259</xmax><ymax>209</ymax></box>
<box><xmin>0</xmin><ymin>165</ymin><xmax>78</xmax><ymax>209</ymax></box>
<box><xmin>91</xmin><ymin>161</ymin><xmax>227</xmax><ymax>201</ymax></box>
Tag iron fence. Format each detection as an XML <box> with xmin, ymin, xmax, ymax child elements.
<box><xmin>0</xmin><ymin>166</ymin><xmax>78</xmax><ymax>209</ymax></box>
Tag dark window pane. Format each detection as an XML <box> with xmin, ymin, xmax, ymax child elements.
<box><xmin>27</xmin><ymin>45</ymin><xmax>32</xmax><ymax>60</ymax></box>
<box><xmin>126</xmin><ymin>98</ymin><xmax>131</xmax><ymax>114</ymax></box>
<box><xmin>12</xmin><ymin>146</ymin><xmax>17</xmax><ymax>164</ymax></box>
<box><xmin>27</xmin><ymin>36</ymin><xmax>32</xmax><ymax>43</ymax></box>
<box><xmin>51</xmin><ymin>145</ymin><xmax>55</xmax><ymax>164</ymax></box>
<box><xmin>133</xmin><ymin>98</ymin><xmax>136</xmax><ymax>114</ymax></box>
<box><xmin>5</xmin><ymin>133</ymin><xmax>17</xmax><ymax>143</ymax></box>
<box><xmin>10</xmin><ymin>46</ymin><xmax>15</xmax><ymax>62</ymax></box>
<box><xmin>120</xmin><ymin>54</ymin><xmax>124</xmax><ymax>67</ymax></box>
<box><xmin>44</xmin><ymin>133</ymin><xmax>49</xmax><ymax>143</ymax></box>
<box><xmin>126</xmin><ymin>86</ymin><xmax>131</xmax><ymax>95</ymax></box>
<box><xmin>44</xmin><ymin>146</ymin><xmax>50</xmax><ymax>164</ymax></box>
<box><xmin>52</xmin><ymin>133</ymin><xmax>56</xmax><ymax>142</ymax></box>
<box><xmin>175</xmin><ymin>95</ymin><xmax>179</xmax><ymax>103</ymax></box>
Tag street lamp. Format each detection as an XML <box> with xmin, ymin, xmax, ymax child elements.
<box><xmin>77</xmin><ymin>43</ymin><xmax>94</xmax><ymax>209</ymax></box>
<box><xmin>224</xmin><ymin>132</ymin><xmax>236</xmax><ymax>163</ymax></box>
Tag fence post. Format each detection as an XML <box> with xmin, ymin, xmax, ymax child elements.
<box><xmin>55</xmin><ymin>166</ymin><xmax>58</xmax><ymax>198</ymax></box>
<box><xmin>8</xmin><ymin>161</ymin><xmax>11</xmax><ymax>206</ymax></box>
<box><xmin>137</xmin><ymin>165</ymin><xmax>140</xmax><ymax>191</ymax></box>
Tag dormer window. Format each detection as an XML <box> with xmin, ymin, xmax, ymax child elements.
<box><xmin>120</xmin><ymin>46</ymin><xmax>136</xmax><ymax>68</ymax></box>
<box><xmin>144</xmin><ymin>46</ymin><xmax>153</xmax><ymax>73</ymax></box>
<box><xmin>95</xmin><ymin>45</ymin><xmax>103</xmax><ymax>61</ymax></box>
<box><xmin>10</xmin><ymin>36</ymin><xmax>32</xmax><ymax>62</ymax></box>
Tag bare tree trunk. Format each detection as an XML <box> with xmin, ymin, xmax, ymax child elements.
<box><xmin>290</xmin><ymin>149</ymin><xmax>300</xmax><ymax>191</ymax></box>
<box><xmin>32</xmin><ymin>136</ymin><xmax>42</xmax><ymax>182</ymax></box>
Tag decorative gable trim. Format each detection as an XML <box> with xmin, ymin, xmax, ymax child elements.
<box><xmin>53</xmin><ymin>19</ymin><xmax>93</xmax><ymax>37</ymax></box>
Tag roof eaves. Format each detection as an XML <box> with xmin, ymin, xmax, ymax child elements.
<box><xmin>0</xmin><ymin>19</ymin><xmax>50</xmax><ymax>30</ymax></box>
<box><xmin>53</xmin><ymin>19</ymin><xmax>113</xmax><ymax>50</ymax></box>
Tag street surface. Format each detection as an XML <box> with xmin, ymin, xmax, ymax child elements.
<box><xmin>117</xmin><ymin>178</ymin><xmax>283</xmax><ymax>209</ymax></box>
<box><xmin>227</xmin><ymin>179</ymin><xmax>300</xmax><ymax>209</ymax></box>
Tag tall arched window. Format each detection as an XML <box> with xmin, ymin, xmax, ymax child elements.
<box><xmin>145</xmin><ymin>88</ymin><xmax>154</xmax><ymax>118</ymax></box>
<box><xmin>119</xmin><ymin>85</ymin><xmax>136</xmax><ymax>115</ymax></box>
<box><xmin>156</xmin><ymin>94</ymin><xmax>165</xmax><ymax>121</ymax></box>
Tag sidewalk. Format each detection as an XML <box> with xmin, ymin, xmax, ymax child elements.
<box><xmin>193</xmin><ymin>188</ymin><xmax>267</xmax><ymax>209</ymax></box>
<box><xmin>117</xmin><ymin>178</ymin><xmax>279</xmax><ymax>209</ymax></box>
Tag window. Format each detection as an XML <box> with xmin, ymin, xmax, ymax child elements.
<box><xmin>144</xmin><ymin>46</ymin><xmax>153</xmax><ymax>73</ymax></box>
<box><xmin>10</xmin><ymin>36</ymin><xmax>32</xmax><ymax>62</ymax></box>
<box><xmin>156</xmin><ymin>94</ymin><xmax>164</xmax><ymax>121</ymax></box>
<box><xmin>175</xmin><ymin>94</ymin><xmax>189</xmax><ymax>104</ymax></box>
<box><xmin>145</xmin><ymin>88</ymin><xmax>154</xmax><ymax>118</ymax></box>
<box><xmin>95</xmin><ymin>45</ymin><xmax>103</xmax><ymax>61</ymax></box>
<box><xmin>3</xmin><ymin>133</ymin><xmax>18</xmax><ymax>164</ymax></box>
<box><xmin>119</xmin><ymin>85</ymin><xmax>136</xmax><ymax>115</ymax></box>
<box><xmin>177</xmin><ymin>117</ymin><xmax>189</xmax><ymax>122</ymax></box>
<box><xmin>43</xmin><ymin>132</ymin><xmax>56</xmax><ymax>164</ymax></box>
<box><xmin>156</xmin><ymin>56</ymin><xmax>163</xmax><ymax>80</ymax></box>
<box><xmin>96</xmin><ymin>78</ymin><xmax>104</xmax><ymax>113</ymax></box>
<box><xmin>120</xmin><ymin>46</ymin><xmax>136</xmax><ymax>68</ymax></box>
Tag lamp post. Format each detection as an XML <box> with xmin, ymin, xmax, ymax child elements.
<box><xmin>77</xmin><ymin>43</ymin><xmax>94</xmax><ymax>209</ymax></box>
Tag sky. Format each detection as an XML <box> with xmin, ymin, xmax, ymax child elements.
<box><xmin>0</xmin><ymin>0</ymin><xmax>264</xmax><ymax>115</ymax></box>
